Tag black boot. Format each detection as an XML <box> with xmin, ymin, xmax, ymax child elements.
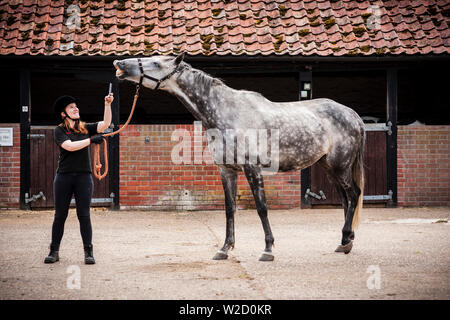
<box><xmin>84</xmin><ymin>244</ymin><xmax>95</xmax><ymax>264</ymax></box>
<box><xmin>44</xmin><ymin>244</ymin><xmax>59</xmax><ymax>264</ymax></box>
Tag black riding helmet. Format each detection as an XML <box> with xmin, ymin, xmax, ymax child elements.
<box><xmin>53</xmin><ymin>95</ymin><xmax>79</xmax><ymax>122</ymax></box>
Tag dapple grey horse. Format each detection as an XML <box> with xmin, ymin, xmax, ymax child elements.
<box><xmin>114</xmin><ymin>54</ymin><xmax>365</xmax><ymax>261</ymax></box>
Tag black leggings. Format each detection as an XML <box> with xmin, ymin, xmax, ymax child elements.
<box><xmin>51</xmin><ymin>172</ymin><xmax>93</xmax><ymax>248</ymax></box>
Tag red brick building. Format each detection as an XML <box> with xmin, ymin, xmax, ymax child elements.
<box><xmin>0</xmin><ymin>0</ymin><xmax>449</xmax><ymax>210</ymax></box>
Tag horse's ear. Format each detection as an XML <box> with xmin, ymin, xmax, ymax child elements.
<box><xmin>175</xmin><ymin>52</ymin><xmax>185</xmax><ymax>65</ymax></box>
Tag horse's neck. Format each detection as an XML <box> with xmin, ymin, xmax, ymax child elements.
<box><xmin>166</xmin><ymin>66</ymin><xmax>230</xmax><ymax>128</ymax></box>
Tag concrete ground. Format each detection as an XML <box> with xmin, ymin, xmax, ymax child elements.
<box><xmin>0</xmin><ymin>207</ymin><xmax>449</xmax><ymax>300</ymax></box>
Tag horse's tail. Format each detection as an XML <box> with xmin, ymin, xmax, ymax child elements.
<box><xmin>352</xmin><ymin>130</ymin><xmax>365</xmax><ymax>230</ymax></box>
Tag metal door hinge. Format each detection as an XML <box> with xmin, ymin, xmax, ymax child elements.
<box><xmin>364</xmin><ymin>122</ymin><xmax>392</xmax><ymax>135</ymax></box>
<box><xmin>363</xmin><ymin>190</ymin><xmax>393</xmax><ymax>201</ymax></box>
<box><xmin>70</xmin><ymin>197</ymin><xmax>113</xmax><ymax>205</ymax></box>
<box><xmin>27</xmin><ymin>134</ymin><xmax>45</xmax><ymax>140</ymax></box>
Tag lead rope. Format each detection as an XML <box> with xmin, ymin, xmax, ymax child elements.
<box><xmin>93</xmin><ymin>85</ymin><xmax>140</xmax><ymax>180</ymax></box>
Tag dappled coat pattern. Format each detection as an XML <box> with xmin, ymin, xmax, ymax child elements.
<box><xmin>113</xmin><ymin>55</ymin><xmax>366</xmax><ymax>260</ymax></box>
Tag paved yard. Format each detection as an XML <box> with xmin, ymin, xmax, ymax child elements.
<box><xmin>0</xmin><ymin>207</ymin><xmax>449</xmax><ymax>300</ymax></box>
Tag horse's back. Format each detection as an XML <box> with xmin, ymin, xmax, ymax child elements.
<box><xmin>267</xmin><ymin>98</ymin><xmax>365</xmax><ymax>170</ymax></box>
<box><xmin>280</xmin><ymin>98</ymin><xmax>363</xmax><ymax>132</ymax></box>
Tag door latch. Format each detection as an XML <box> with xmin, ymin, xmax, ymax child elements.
<box><xmin>25</xmin><ymin>191</ymin><xmax>46</xmax><ymax>204</ymax></box>
<box><xmin>305</xmin><ymin>188</ymin><xmax>326</xmax><ymax>201</ymax></box>
<box><xmin>386</xmin><ymin>121</ymin><xmax>392</xmax><ymax>135</ymax></box>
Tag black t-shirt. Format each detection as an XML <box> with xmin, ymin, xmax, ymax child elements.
<box><xmin>54</xmin><ymin>122</ymin><xmax>98</xmax><ymax>173</ymax></box>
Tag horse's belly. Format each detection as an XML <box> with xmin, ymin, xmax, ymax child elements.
<box><xmin>277</xmin><ymin>150</ymin><xmax>324</xmax><ymax>172</ymax></box>
<box><xmin>276</xmin><ymin>127</ymin><xmax>329</xmax><ymax>170</ymax></box>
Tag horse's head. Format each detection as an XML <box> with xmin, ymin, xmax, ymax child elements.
<box><xmin>113</xmin><ymin>53</ymin><xmax>185</xmax><ymax>89</ymax></box>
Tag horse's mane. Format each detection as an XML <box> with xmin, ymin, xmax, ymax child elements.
<box><xmin>182</xmin><ymin>62</ymin><xmax>224</xmax><ymax>89</ymax></box>
<box><xmin>182</xmin><ymin>62</ymin><xmax>267</xmax><ymax>100</ymax></box>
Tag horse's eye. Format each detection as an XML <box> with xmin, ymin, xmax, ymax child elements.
<box><xmin>152</xmin><ymin>62</ymin><xmax>160</xmax><ymax>68</ymax></box>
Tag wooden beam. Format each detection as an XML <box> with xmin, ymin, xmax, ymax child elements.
<box><xmin>109</xmin><ymin>79</ymin><xmax>120</xmax><ymax>210</ymax></box>
<box><xmin>386</xmin><ymin>69</ymin><xmax>398</xmax><ymax>207</ymax></box>
<box><xmin>19</xmin><ymin>69</ymin><xmax>31</xmax><ymax>210</ymax></box>
<box><xmin>299</xmin><ymin>69</ymin><xmax>313</xmax><ymax>208</ymax></box>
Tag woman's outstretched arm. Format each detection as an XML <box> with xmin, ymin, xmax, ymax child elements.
<box><xmin>97</xmin><ymin>93</ymin><xmax>113</xmax><ymax>133</ymax></box>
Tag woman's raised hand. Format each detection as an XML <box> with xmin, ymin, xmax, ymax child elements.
<box><xmin>105</xmin><ymin>93</ymin><xmax>114</xmax><ymax>105</ymax></box>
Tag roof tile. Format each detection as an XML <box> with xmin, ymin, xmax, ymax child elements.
<box><xmin>0</xmin><ymin>0</ymin><xmax>448</xmax><ymax>57</ymax></box>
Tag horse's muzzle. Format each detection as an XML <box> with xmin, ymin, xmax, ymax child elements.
<box><xmin>113</xmin><ymin>60</ymin><xmax>127</xmax><ymax>79</ymax></box>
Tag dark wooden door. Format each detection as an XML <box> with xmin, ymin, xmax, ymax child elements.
<box><xmin>29</xmin><ymin>127</ymin><xmax>59</xmax><ymax>208</ymax></box>
<box><xmin>29</xmin><ymin>127</ymin><xmax>110</xmax><ymax>208</ymax></box>
<box><xmin>309</xmin><ymin>130</ymin><xmax>387</xmax><ymax>205</ymax></box>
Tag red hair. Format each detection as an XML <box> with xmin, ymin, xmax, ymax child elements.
<box><xmin>60</xmin><ymin>118</ymin><xmax>88</xmax><ymax>134</ymax></box>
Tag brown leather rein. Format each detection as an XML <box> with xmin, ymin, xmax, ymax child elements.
<box><xmin>92</xmin><ymin>84</ymin><xmax>140</xmax><ymax>180</ymax></box>
<box><xmin>93</xmin><ymin>59</ymin><xmax>184</xmax><ymax>180</ymax></box>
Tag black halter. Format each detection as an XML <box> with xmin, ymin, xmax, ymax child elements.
<box><xmin>137</xmin><ymin>58</ymin><xmax>183</xmax><ymax>90</ymax></box>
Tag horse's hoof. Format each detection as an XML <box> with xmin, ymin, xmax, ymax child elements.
<box><xmin>259</xmin><ymin>252</ymin><xmax>274</xmax><ymax>262</ymax></box>
<box><xmin>335</xmin><ymin>241</ymin><xmax>353</xmax><ymax>254</ymax></box>
<box><xmin>213</xmin><ymin>251</ymin><xmax>228</xmax><ymax>260</ymax></box>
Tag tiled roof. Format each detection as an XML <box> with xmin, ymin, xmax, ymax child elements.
<box><xmin>1</xmin><ymin>0</ymin><xmax>449</xmax><ymax>57</ymax></box>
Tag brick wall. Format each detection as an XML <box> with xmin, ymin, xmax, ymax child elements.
<box><xmin>0</xmin><ymin>123</ymin><xmax>448</xmax><ymax>210</ymax></box>
<box><xmin>119</xmin><ymin>124</ymin><xmax>301</xmax><ymax>210</ymax></box>
<box><xmin>397</xmin><ymin>125</ymin><xmax>450</xmax><ymax>206</ymax></box>
<box><xmin>0</xmin><ymin>124</ymin><xmax>20</xmax><ymax>208</ymax></box>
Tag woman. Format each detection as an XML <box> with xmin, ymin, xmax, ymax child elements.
<box><xmin>44</xmin><ymin>93</ymin><xmax>113</xmax><ymax>264</ymax></box>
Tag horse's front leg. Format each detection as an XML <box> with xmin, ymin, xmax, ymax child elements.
<box><xmin>213</xmin><ymin>166</ymin><xmax>238</xmax><ymax>260</ymax></box>
<box><xmin>243</xmin><ymin>165</ymin><xmax>275</xmax><ymax>261</ymax></box>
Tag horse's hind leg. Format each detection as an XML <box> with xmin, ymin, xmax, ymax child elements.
<box><xmin>318</xmin><ymin>157</ymin><xmax>348</xmax><ymax>216</ymax></box>
<box><xmin>243</xmin><ymin>165</ymin><xmax>275</xmax><ymax>262</ymax></box>
<box><xmin>213</xmin><ymin>166</ymin><xmax>238</xmax><ymax>260</ymax></box>
<box><xmin>335</xmin><ymin>169</ymin><xmax>361</xmax><ymax>254</ymax></box>
<box><xmin>317</xmin><ymin>157</ymin><xmax>354</xmax><ymax>241</ymax></box>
